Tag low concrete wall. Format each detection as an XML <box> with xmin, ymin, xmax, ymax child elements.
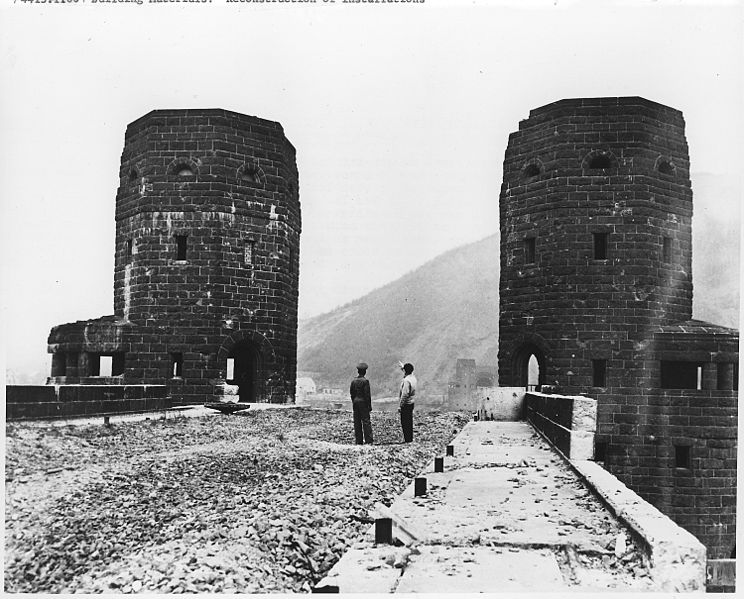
<box><xmin>6</xmin><ymin>385</ymin><xmax>170</xmax><ymax>420</ymax></box>
<box><xmin>474</xmin><ymin>387</ymin><xmax>524</xmax><ymax>421</ymax></box>
<box><xmin>573</xmin><ymin>459</ymin><xmax>706</xmax><ymax>592</ymax></box>
<box><xmin>524</xmin><ymin>392</ymin><xmax>596</xmax><ymax>459</ymax></box>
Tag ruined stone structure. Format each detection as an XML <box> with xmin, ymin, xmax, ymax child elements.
<box><xmin>446</xmin><ymin>358</ymin><xmax>496</xmax><ymax>409</ymax></box>
<box><xmin>497</xmin><ymin>97</ymin><xmax>738</xmax><ymax>558</ymax></box>
<box><xmin>48</xmin><ymin>109</ymin><xmax>301</xmax><ymax>404</ymax></box>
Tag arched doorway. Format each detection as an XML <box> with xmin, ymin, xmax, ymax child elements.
<box><xmin>227</xmin><ymin>341</ymin><xmax>261</xmax><ymax>402</ymax></box>
<box><xmin>513</xmin><ymin>343</ymin><xmax>546</xmax><ymax>391</ymax></box>
<box><xmin>527</xmin><ymin>354</ymin><xmax>540</xmax><ymax>390</ymax></box>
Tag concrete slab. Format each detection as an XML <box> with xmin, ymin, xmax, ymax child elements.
<box><xmin>396</xmin><ymin>546</ymin><xmax>565</xmax><ymax>593</ymax></box>
<box><xmin>315</xmin><ymin>546</ymin><xmax>402</xmax><ymax>593</ymax></box>
<box><xmin>384</xmin><ymin>424</ymin><xmax>619</xmax><ymax>550</ymax></box>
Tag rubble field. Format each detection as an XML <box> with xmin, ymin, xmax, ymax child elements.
<box><xmin>4</xmin><ymin>408</ymin><xmax>470</xmax><ymax>593</ymax></box>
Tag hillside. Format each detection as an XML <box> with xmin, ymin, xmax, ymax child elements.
<box><xmin>298</xmin><ymin>173</ymin><xmax>740</xmax><ymax>397</ymax></box>
<box><xmin>298</xmin><ymin>234</ymin><xmax>501</xmax><ymax>397</ymax></box>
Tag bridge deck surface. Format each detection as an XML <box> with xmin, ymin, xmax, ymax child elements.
<box><xmin>319</xmin><ymin>421</ymin><xmax>655</xmax><ymax>592</ymax></box>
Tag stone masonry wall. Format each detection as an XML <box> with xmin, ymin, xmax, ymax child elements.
<box><xmin>593</xmin><ymin>387</ymin><xmax>737</xmax><ymax>559</ymax></box>
<box><xmin>6</xmin><ymin>385</ymin><xmax>169</xmax><ymax>420</ymax></box>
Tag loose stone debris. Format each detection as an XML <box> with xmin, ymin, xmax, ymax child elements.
<box><xmin>5</xmin><ymin>408</ymin><xmax>469</xmax><ymax>593</ymax></box>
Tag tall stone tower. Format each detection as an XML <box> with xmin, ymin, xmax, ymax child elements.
<box><xmin>48</xmin><ymin>109</ymin><xmax>301</xmax><ymax>404</ymax></box>
<box><xmin>498</xmin><ymin>97</ymin><xmax>693</xmax><ymax>389</ymax></box>
<box><xmin>498</xmin><ymin>98</ymin><xmax>738</xmax><ymax>558</ymax></box>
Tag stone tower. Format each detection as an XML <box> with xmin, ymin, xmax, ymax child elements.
<box><xmin>498</xmin><ymin>97</ymin><xmax>693</xmax><ymax>389</ymax></box>
<box><xmin>498</xmin><ymin>97</ymin><xmax>737</xmax><ymax>558</ymax></box>
<box><xmin>48</xmin><ymin>109</ymin><xmax>301</xmax><ymax>404</ymax></box>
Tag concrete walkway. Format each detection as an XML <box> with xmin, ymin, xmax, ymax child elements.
<box><xmin>317</xmin><ymin>421</ymin><xmax>655</xmax><ymax>592</ymax></box>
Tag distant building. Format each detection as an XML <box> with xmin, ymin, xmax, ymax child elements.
<box><xmin>296</xmin><ymin>377</ymin><xmax>317</xmax><ymax>395</ymax></box>
<box><xmin>446</xmin><ymin>359</ymin><xmax>496</xmax><ymax>410</ymax></box>
<box><xmin>318</xmin><ymin>387</ymin><xmax>344</xmax><ymax>396</ymax></box>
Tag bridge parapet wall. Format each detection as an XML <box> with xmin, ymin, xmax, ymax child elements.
<box><xmin>6</xmin><ymin>385</ymin><xmax>170</xmax><ymax>420</ymax></box>
<box><xmin>525</xmin><ymin>391</ymin><xmax>596</xmax><ymax>459</ymax></box>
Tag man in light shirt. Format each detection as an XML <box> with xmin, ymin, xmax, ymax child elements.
<box><xmin>398</xmin><ymin>362</ymin><xmax>417</xmax><ymax>443</ymax></box>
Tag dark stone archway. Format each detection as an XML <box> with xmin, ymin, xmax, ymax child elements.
<box><xmin>512</xmin><ymin>343</ymin><xmax>547</xmax><ymax>390</ymax></box>
<box><xmin>228</xmin><ymin>341</ymin><xmax>262</xmax><ymax>402</ymax></box>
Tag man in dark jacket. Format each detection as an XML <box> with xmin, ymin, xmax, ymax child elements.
<box><xmin>350</xmin><ymin>362</ymin><xmax>373</xmax><ymax>445</ymax></box>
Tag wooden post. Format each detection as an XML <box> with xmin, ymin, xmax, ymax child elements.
<box><xmin>375</xmin><ymin>517</ymin><xmax>393</xmax><ymax>544</ymax></box>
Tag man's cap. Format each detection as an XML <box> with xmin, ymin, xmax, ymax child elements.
<box><xmin>357</xmin><ymin>362</ymin><xmax>368</xmax><ymax>370</ymax></box>
<box><xmin>401</xmin><ymin>362</ymin><xmax>414</xmax><ymax>373</ymax></box>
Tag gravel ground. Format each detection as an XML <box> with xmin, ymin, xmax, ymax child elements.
<box><xmin>5</xmin><ymin>408</ymin><xmax>470</xmax><ymax>593</ymax></box>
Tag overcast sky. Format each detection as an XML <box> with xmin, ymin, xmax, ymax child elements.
<box><xmin>1</xmin><ymin>0</ymin><xmax>742</xmax><ymax>380</ymax></box>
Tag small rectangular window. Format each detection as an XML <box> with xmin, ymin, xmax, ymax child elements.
<box><xmin>594</xmin><ymin>441</ymin><xmax>607</xmax><ymax>462</ymax></box>
<box><xmin>88</xmin><ymin>353</ymin><xmax>100</xmax><ymax>376</ymax></box>
<box><xmin>524</xmin><ymin>237</ymin><xmax>536</xmax><ymax>264</ymax></box>
<box><xmin>112</xmin><ymin>353</ymin><xmax>126</xmax><ymax>376</ymax></box>
<box><xmin>175</xmin><ymin>235</ymin><xmax>188</xmax><ymax>260</ymax></box>
<box><xmin>660</xmin><ymin>361</ymin><xmax>703</xmax><ymax>389</ymax></box>
<box><xmin>675</xmin><ymin>445</ymin><xmax>691</xmax><ymax>469</ymax></box>
<box><xmin>735</xmin><ymin>363</ymin><xmax>739</xmax><ymax>392</ymax></box>
<box><xmin>125</xmin><ymin>239</ymin><xmax>133</xmax><ymax>263</ymax></box>
<box><xmin>99</xmin><ymin>356</ymin><xmax>113</xmax><ymax>377</ymax></box>
<box><xmin>662</xmin><ymin>237</ymin><xmax>672</xmax><ymax>263</ymax></box>
<box><xmin>245</xmin><ymin>241</ymin><xmax>255</xmax><ymax>265</ymax></box>
<box><xmin>593</xmin><ymin>232</ymin><xmax>608</xmax><ymax>260</ymax></box>
<box><xmin>592</xmin><ymin>359</ymin><xmax>607</xmax><ymax>387</ymax></box>
<box><xmin>171</xmin><ymin>353</ymin><xmax>183</xmax><ymax>378</ymax></box>
<box><xmin>226</xmin><ymin>357</ymin><xmax>235</xmax><ymax>380</ymax></box>
<box><xmin>52</xmin><ymin>352</ymin><xmax>67</xmax><ymax>377</ymax></box>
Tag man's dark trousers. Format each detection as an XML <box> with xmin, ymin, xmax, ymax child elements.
<box><xmin>353</xmin><ymin>399</ymin><xmax>373</xmax><ymax>444</ymax></box>
<box><xmin>400</xmin><ymin>404</ymin><xmax>414</xmax><ymax>442</ymax></box>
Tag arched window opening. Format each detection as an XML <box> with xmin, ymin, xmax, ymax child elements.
<box><xmin>239</xmin><ymin>163</ymin><xmax>264</xmax><ymax>185</ymax></box>
<box><xmin>171</xmin><ymin>353</ymin><xmax>183</xmax><ymax>378</ymax></box>
<box><xmin>588</xmin><ymin>154</ymin><xmax>613</xmax><ymax>169</ymax></box>
<box><xmin>523</xmin><ymin>163</ymin><xmax>541</xmax><ymax>178</ymax></box>
<box><xmin>658</xmin><ymin>160</ymin><xmax>675</xmax><ymax>175</ymax></box>
<box><xmin>176</xmin><ymin>165</ymin><xmax>195</xmax><ymax>177</ymax></box>
<box><xmin>242</xmin><ymin>169</ymin><xmax>259</xmax><ymax>183</ymax></box>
